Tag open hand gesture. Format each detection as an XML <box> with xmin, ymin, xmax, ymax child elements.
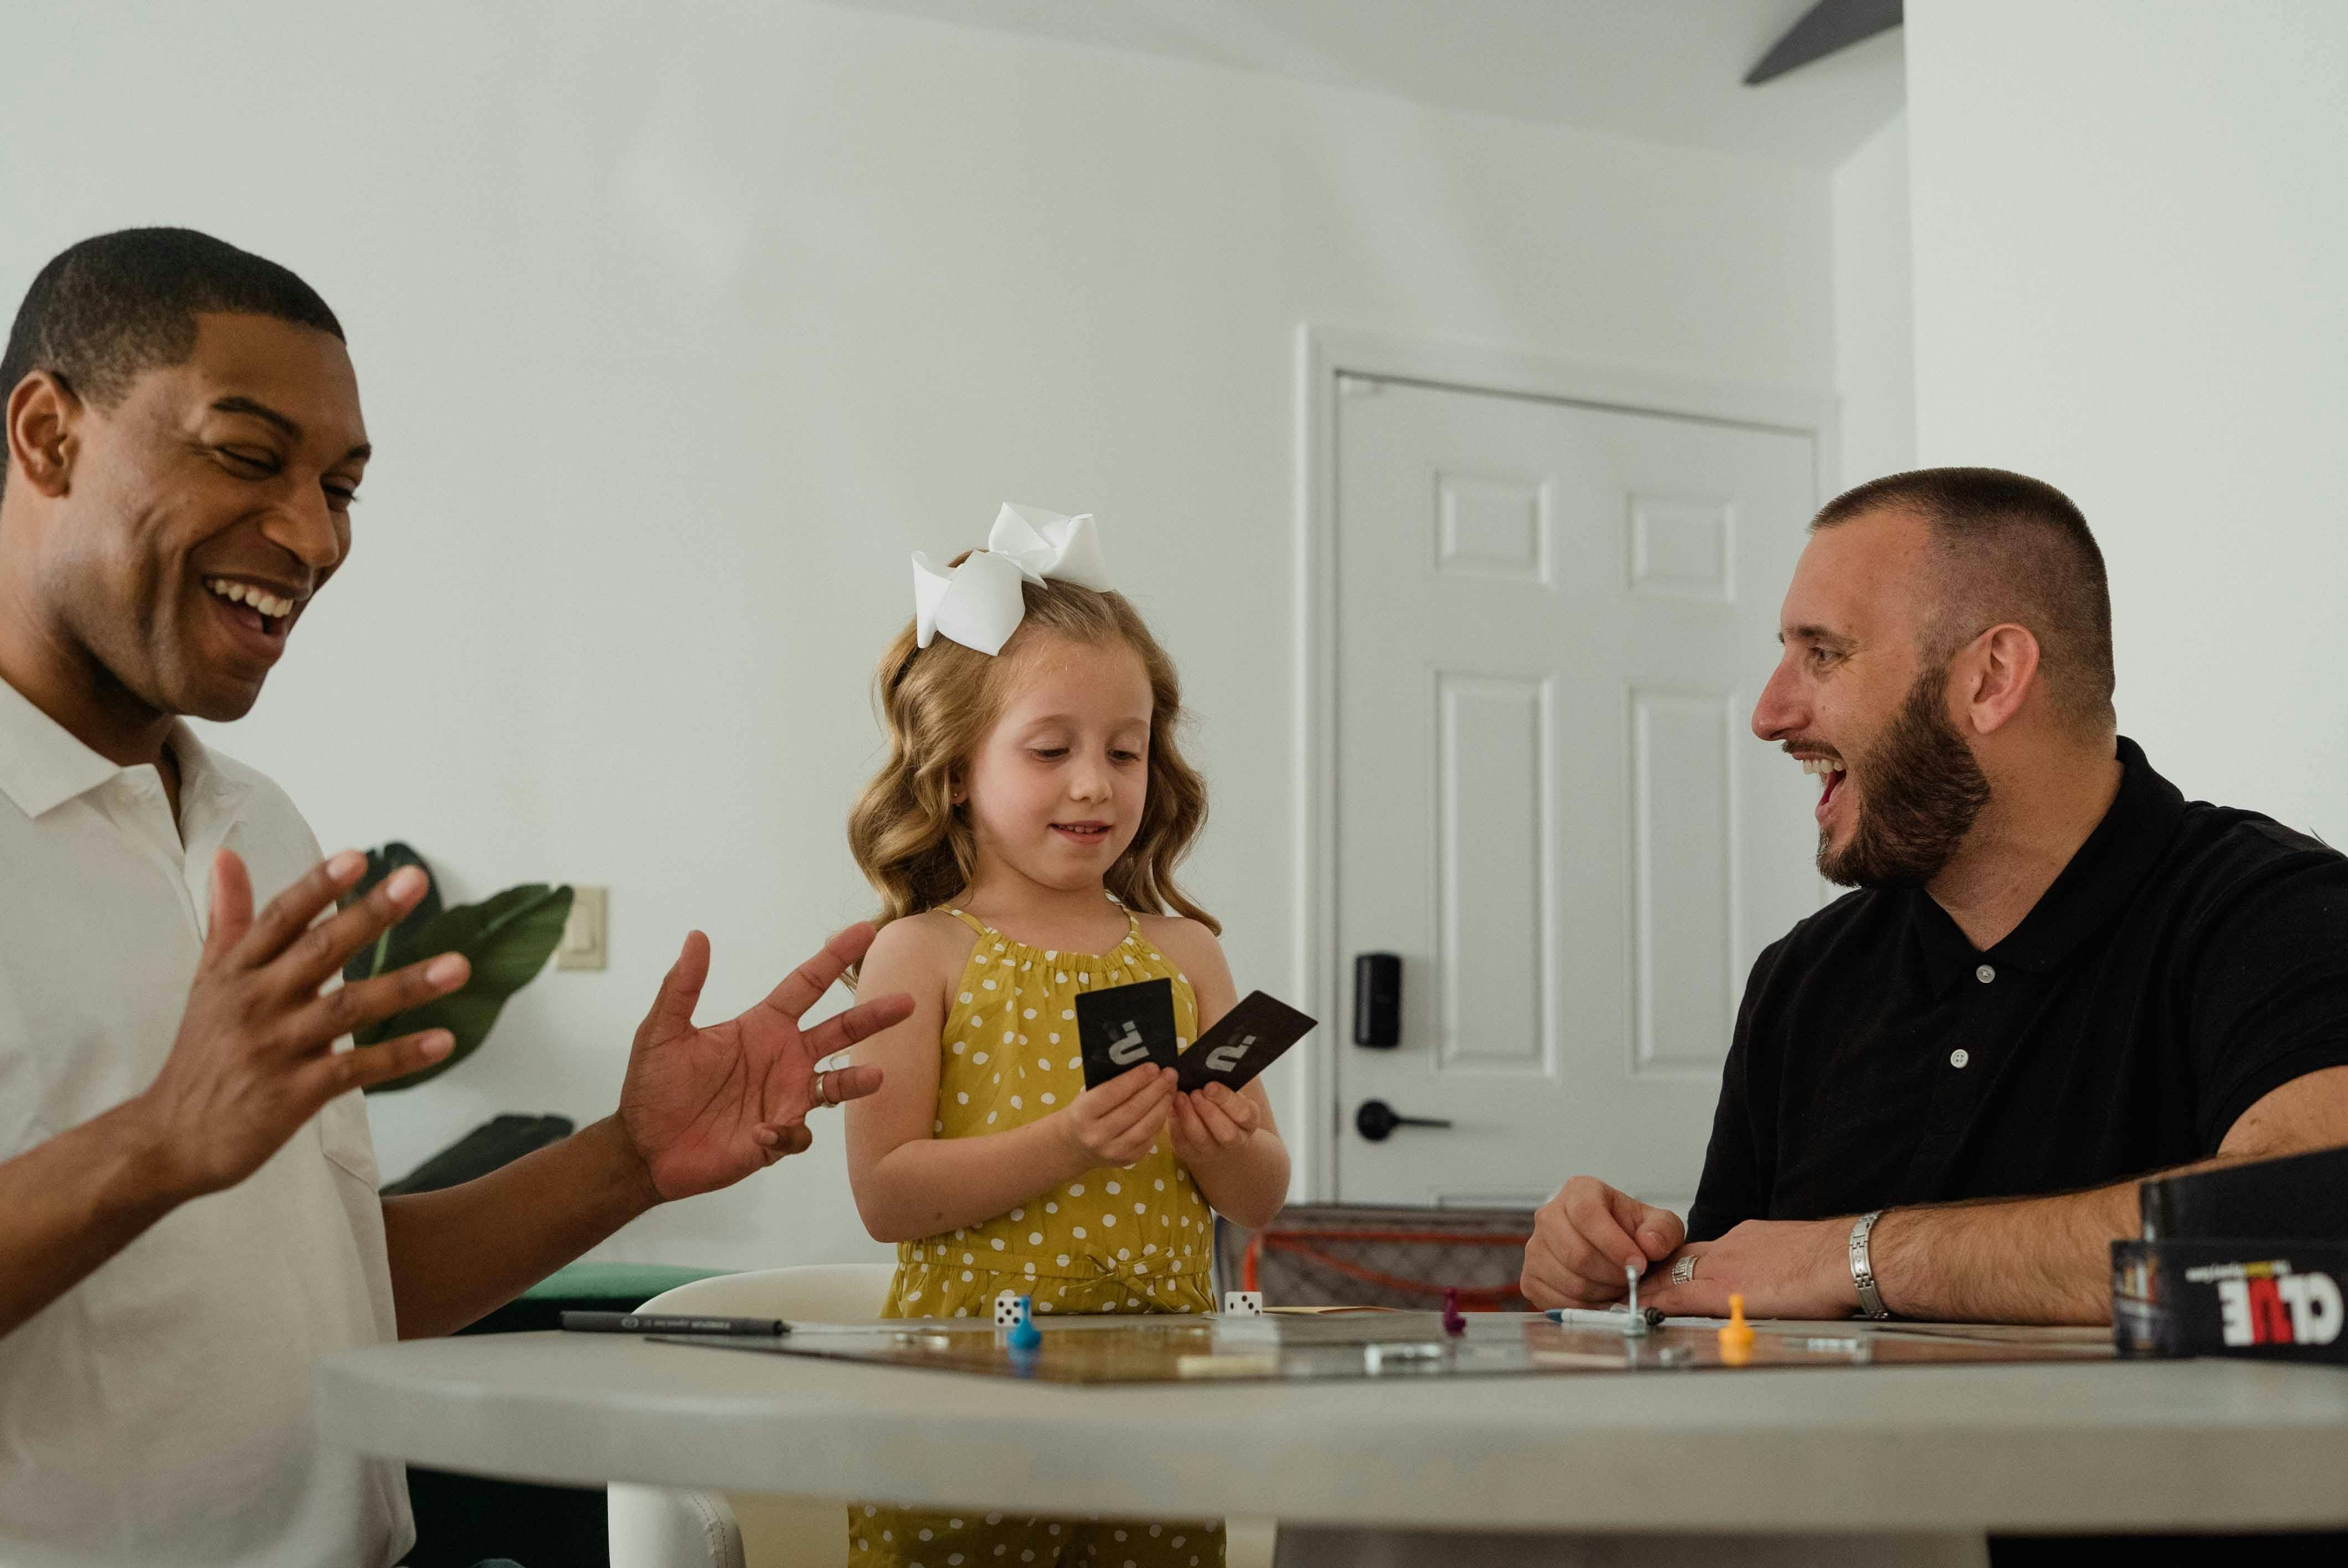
<box><xmin>137</xmin><ymin>849</ymin><xmax>471</xmax><ymax>1200</ymax></box>
<box><xmin>617</xmin><ymin>924</ymin><xmax>913</xmax><ymax>1200</ymax></box>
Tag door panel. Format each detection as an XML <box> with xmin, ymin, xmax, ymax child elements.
<box><xmin>1435</xmin><ymin>673</ymin><xmax>1549</xmax><ymax>1075</ymax></box>
<box><xmin>1332</xmin><ymin>376</ymin><xmax>1819</xmax><ymax>1210</ymax></box>
<box><xmin>1630</xmin><ymin>688</ymin><xmax>1739</xmax><ymax>1079</ymax></box>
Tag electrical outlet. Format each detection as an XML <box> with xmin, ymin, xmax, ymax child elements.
<box><xmin>556</xmin><ymin>886</ymin><xmax>607</xmax><ymax>971</ymax></box>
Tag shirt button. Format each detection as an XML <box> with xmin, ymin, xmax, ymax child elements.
<box><xmin>1975</xmin><ymin>964</ymin><xmax>1996</xmax><ymax>984</ymax></box>
<box><xmin>1950</xmin><ymin>1048</ymin><xmax>1971</xmax><ymax>1070</ymax></box>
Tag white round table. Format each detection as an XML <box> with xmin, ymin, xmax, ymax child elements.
<box><xmin>315</xmin><ymin>1328</ymin><xmax>2348</xmax><ymax>1566</ymax></box>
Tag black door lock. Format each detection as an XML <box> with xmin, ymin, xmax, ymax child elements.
<box><xmin>1353</xmin><ymin>953</ymin><xmax>1401</xmax><ymax>1048</ymax></box>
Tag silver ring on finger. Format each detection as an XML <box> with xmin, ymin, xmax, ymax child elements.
<box><xmin>1671</xmin><ymin>1253</ymin><xmax>1698</xmax><ymax>1285</ymax></box>
<box><xmin>814</xmin><ymin>1070</ymin><xmax>835</xmax><ymax>1107</ymax></box>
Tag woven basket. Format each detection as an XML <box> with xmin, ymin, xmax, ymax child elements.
<box><xmin>1216</xmin><ymin>1203</ymin><xmax>1536</xmax><ymax>1312</ymax></box>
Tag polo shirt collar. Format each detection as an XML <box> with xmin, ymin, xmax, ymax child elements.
<box><xmin>1909</xmin><ymin>736</ymin><xmax>2186</xmax><ymax>994</ymax></box>
<box><xmin>0</xmin><ymin>675</ymin><xmax>121</xmax><ymax>820</ymax></box>
<box><xmin>0</xmin><ymin>673</ymin><xmax>243</xmax><ymax>822</ymax></box>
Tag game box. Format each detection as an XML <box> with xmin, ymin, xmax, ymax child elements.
<box><xmin>2112</xmin><ymin>1239</ymin><xmax>2348</xmax><ymax>1364</ymax></box>
<box><xmin>2137</xmin><ymin>1143</ymin><xmax>2348</xmax><ymax>1243</ymax></box>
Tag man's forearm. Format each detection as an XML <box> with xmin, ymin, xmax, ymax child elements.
<box><xmin>0</xmin><ymin>1098</ymin><xmax>188</xmax><ymax>1338</ymax></box>
<box><xmin>381</xmin><ymin>1116</ymin><xmax>661</xmax><ymax>1338</ymax></box>
<box><xmin>1862</xmin><ymin>1074</ymin><xmax>2348</xmax><ymax>1326</ymax></box>
<box><xmin>1867</xmin><ymin>1180</ymin><xmax>2138</xmax><ymax>1325</ymax></box>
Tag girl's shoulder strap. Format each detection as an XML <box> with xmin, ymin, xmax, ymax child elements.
<box><xmin>937</xmin><ymin>906</ymin><xmax>994</xmax><ymax>940</ymax></box>
<box><xmin>1124</xmin><ymin>904</ymin><xmax>1182</xmax><ymax>971</ymax></box>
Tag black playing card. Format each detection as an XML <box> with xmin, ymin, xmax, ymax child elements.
<box><xmin>1074</xmin><ymin>977</ymin><xmax>1180</xmax><ymax>1089</ymax></box>
<box><xmin>1176</xmin><ymin>991</ymin><xmax>1317</xmax><ymax>1094</ymax></box>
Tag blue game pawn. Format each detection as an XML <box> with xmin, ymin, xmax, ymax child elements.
<box><xmin>1006</xmin><ymin>1296</ymin><xmax>1042</xmax><ymax>1352</ymax></box>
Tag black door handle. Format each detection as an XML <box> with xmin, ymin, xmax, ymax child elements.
<box><xmin>1355</xmin><ymin>1099</ymin><xmax>1454</xmax><ymax>1142</ymax></box>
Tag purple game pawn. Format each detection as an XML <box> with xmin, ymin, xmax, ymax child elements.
<box><xmin>1441</xmin><ymin>1287</ymin><xmax>1465</xmax><ymax>1336</ymax></box>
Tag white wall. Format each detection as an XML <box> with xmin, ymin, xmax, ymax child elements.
<box><xmin>1907</xmin><ymin>1</ymin><xmax>2348</xmax><ymax>837</ymax></box>
<box><xmin>1831</xmin><ymin>112</ymin><xmax>1915</xmax><ymax>487</ymax></box>
<box><xmin>0</xmin><ymin>0</ymin><xmax>1834</xmax><ymax>1271</ymax></box>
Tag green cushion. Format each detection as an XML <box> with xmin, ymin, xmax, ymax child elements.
<box><xmin>457</xmin><ymin>1262</ymin><xmax>734</xmax><ymax>1338</ymax></box>
<box><xmin>513</xmin><ymin>1260</ymin><xmax>730</xmax><ymax>1304</ymax></box>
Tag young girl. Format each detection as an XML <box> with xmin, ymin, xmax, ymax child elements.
<box><xmin>842</xmin><ymin>508</ymin><xmax>1287</xmax><ymax>1568</ymax></box>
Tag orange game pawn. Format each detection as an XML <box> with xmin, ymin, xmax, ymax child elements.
<box><xmin>1719</xmin><ymin>1293</ymin><xmax>1757</xmax><ymax>1364</ymax></box>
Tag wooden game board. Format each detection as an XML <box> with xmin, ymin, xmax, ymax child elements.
<box><xmin>646</xmin><ymin>1311</ymin><xmax>2113</xmax><ymax>1385</ymax></box>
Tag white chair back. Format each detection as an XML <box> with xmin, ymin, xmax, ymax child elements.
<box><xmin>607</xmin><ymin>1262</ymin><xmax>1272</xmax><ymax>1568</ymax></box>
<box><xmin>607</xmin><ymin>1262</ymin><xmax>897</xmax><ymax>1568</ymax></box>
<box><xmin>637</xmin><ymin>1264</ymin><xmax>897</xmax><ymax>1323</ymax></box>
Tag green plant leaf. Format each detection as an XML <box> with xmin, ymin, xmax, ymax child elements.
<box><xmin>339</xmin><ymin>842</ymin><xmax>444</xmax><ymax>986</ymax></box>
<box><xmin>356</xmin><ymin>883</ymin><xmax>575</xmax><ymax>1092</ymax></box>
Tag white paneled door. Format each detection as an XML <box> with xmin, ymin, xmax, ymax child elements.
<box><xmin>1332</xmin><ymin>375</ymin><xmax>1820</xmax><ymax>1211</ymax></box>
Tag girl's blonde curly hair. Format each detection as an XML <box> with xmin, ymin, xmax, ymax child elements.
<box><xmin>847</xmin><ymin>560</ymin><xmax>1218</xmax><ymax>937</ymax></box>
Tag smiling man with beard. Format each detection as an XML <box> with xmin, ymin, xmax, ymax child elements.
<box><xmin>0</xmin><ymin>229</ymin><xmax>910</xmax><ymax>1567</ymax></box>
<box><xmin>1521</xmin><ymin>467</ymin><xmax>2348</xmax><ymax>1325</ymax></box>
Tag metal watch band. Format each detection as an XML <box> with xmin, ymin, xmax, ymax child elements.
<box><xmin>1848</xmin><ymin>1209</ymin><xmax>1892</xmax><ymax>1321</ymax></box>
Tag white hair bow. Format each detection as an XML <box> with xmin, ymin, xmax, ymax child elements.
<box><xmin>911</xmin><ymin>503</ymin><xmax>1113</xmax><ymax>656</ymax></box>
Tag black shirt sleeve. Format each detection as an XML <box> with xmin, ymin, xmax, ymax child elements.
<box><xmin>1686</xmin><ymin>938</ymin><xmax>1789</xmax><ymax>1242</ymax></box>
<box><xmin>2184</xmin><ymin>829</ymin><xmax>2348</xmax><ymax>1153</ymax></box>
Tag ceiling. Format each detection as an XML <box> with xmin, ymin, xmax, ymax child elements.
<box><xmin>817</xmin><ymin>0</ymin><xmax>1906</xmax><ymax>169</ymax></box>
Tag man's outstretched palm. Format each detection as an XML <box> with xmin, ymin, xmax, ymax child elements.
<box><xmin>619</xmin><ymin>924</ymin><xmax>909</xmax><ymax>1200</ymax></box>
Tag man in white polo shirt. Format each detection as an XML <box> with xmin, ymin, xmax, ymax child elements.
<box><xmin>0</xmin><ymin>228</ymin><xmax>911</xmax><ymax>1567</ymax></box>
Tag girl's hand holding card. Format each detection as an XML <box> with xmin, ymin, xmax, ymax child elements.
<box><xmin>1172</xmin><ymin>1081</ymin><xmax>1261</xmax><ymax>1162</ymax></box>
<box><xmin>1062</xmin><ymin>1062</ymin><xmax>1178</xmax><ymax>1167</ymax></box>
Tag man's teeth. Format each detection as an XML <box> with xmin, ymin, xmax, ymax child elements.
<box><xmin>204</xmin><ymin>579</ymin><xmax>294</xmax><ymax>619</ymax></box>
<box><xmin>1799</xmin><ymin>757</ymin><xmax>1847</xmax><ymax>776</ymax></box>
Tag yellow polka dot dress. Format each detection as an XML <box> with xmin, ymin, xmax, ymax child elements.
<box><xmin>850</xmin><ymin>1507</ymin><xmax>1222</xmax><ymax>1568</ymax></box>
<box><xmin>849</xmin><ymin>905</ymin><xmax>1224</xmax><ymax>1568</ymax></box>
<box><xmin>881</xmin><ymin>906</ymin><xmax>1217</xmax><ymax>1321</ymax></box>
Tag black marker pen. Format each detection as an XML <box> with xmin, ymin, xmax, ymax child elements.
<box><xmin>560</xmin><ymin>1311</ymin><xmax>789</xmax><ymax>1336</ymax></box>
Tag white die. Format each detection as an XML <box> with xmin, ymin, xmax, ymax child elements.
<box><xmin>1222</xmin><ymin>1291</ymin><xmax>1264</xmax><ymax>1317</ymax></box>
<box><xmin>994</xmin><ymin>1291</ymin><xmax>1023</xmax><ymax>1327</ymax></box>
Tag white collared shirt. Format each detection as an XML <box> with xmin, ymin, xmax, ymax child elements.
<box><xmin>0</xmin><ymin>676</ymin><xmax>410</xmax><ymax>1567</ymax></box>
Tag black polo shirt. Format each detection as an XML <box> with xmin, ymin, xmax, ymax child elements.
<box><xmin>1687</xmin><ymin>737</ymin><xmax>2348</xmax><ymax>1242</ymax></box>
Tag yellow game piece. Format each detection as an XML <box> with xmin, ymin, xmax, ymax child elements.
<box><xmin>1719</xmin><ymin>1293</ymin><xmax>1757</xmax><ymax>1359</ymax></box>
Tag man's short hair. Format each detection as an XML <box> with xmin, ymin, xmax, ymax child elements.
<box><xmin>1813</xmin><ymin>467</ymin><xmax>2116</xmax><ymax>730</ymax></box>
<box><xmin>0</xmin><ymin>228</ymin><xmax>343</xmax><ymax>499</ymax></box>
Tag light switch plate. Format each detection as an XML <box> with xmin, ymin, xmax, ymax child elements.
<box><xmin>556</xmin><ymin>885</ymin><xmax>607</xmax><ymax>971</ymax></box>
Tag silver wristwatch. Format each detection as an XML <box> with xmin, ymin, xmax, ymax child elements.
<box><xmin>1848</xmin><ymin>1209</ymin><xmax>1892</xmax><ymax>1320</ymax></box>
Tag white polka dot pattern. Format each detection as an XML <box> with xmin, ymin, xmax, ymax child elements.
<box><xmin>846</xmin><ymin>1505</ymin><xmax>1226</xmax><ymax>1567</ymax></box>
<box><xmin>882</xmin><ymin>904</ymin><xmax>1216</xmax><ymax>1323</ymax></box>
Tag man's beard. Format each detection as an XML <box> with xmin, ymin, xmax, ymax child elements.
<box><xmin>1818</xmin><ymin>661</ymin><xmax>1992</xmax><ymax>889</ymax></box>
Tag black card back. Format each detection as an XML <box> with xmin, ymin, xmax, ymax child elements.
<box><xmin>1176</xmin><ymin>991</ymin><xmax>1317</xmax><ymax>1093</ymax></box>
<box><xmin>1074</xmin><ymin>977</ymin><xmax>1180</xmax><ymax>1089</ymax></box>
